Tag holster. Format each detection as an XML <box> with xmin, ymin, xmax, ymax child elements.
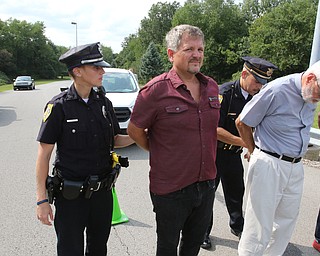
<box><xmin>109</xmin><ymin>163</ymin><xmax>121</xmax><ymax>189</ymax></box>
<box><xmin>84</xmin><ymin>175</ymin><xmax>100</xmax><ymax>199</ymax></box>
<box><xmin>46</xmin><ymin>175</ymin><xmax>62</xmax><ymax>204</ymax></box>
<box><xmin>61</xmin><ymin>180</ymin><xmax>84</xmax><ymax>200</ymax></box>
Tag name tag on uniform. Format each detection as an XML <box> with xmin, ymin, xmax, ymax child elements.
<box><xmin>67</xmin><ymin>119</ymin><xmax>79</xmax><ymax>123</ymax></box>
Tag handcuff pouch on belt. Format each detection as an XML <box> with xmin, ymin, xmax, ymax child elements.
<box><xmin>62</xmin><ymin>180</ymin><xmax>84</xmax><ymax>200</ymax></box>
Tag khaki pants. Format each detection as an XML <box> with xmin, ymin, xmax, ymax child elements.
<box><xmin>238</xmin><ymin>149</ymin><xmax>304</xmax><ymax>256</ymax></box>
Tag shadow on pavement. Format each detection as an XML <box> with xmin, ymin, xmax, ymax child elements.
<box><xmin>0</xmin><ymin>106</ymin><xmax>17</xmax><ymax>127</ymax></box>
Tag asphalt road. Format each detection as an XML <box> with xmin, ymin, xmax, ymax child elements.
<box><xmin>0</xmin><ymin>81</ymin><xmax>320</xmax><ymax>255</ymax></box>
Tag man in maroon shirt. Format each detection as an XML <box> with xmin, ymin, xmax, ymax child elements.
<box><xmin>128</xmin><ymin>24</ymin><xmax>220</xmax><ymax>255</ymax></box>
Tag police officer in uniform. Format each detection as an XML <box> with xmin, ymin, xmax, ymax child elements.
<box><xmin>35</xmin><ymin>42</ymin><xmax>134</xmax><ymax>256</ymax></box>
<box><xmin>201</xmin><ymin>57</ymin><xmax>278</xmax><ymax>249</ymax></box>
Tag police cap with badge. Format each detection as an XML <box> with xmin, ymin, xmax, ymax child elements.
<box><xmin>59</xmin><ymin>42</ymin><xmax>111</xmax><ymax>71</ymax></box>
<box><xmin>242</xmin><ymin>56</ymin><xmax>278</xmax><ymax>85</ymax></box>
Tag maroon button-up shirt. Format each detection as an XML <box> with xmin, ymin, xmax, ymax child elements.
<box><xmin>130</xmin><ymin>69</ymin><xmax>220</xmax><ymax>194</ymax></box>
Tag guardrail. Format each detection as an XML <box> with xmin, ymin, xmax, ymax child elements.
<box><xmin>310</xmin><ymin>128</ymin><xmax>320</xmax><ymax>146</ymax></box>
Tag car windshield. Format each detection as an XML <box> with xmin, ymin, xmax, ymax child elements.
<box><xmin>102</xmin><ymin>72</ymin><xmax>138</xmax><ymax>93</ymax></box>
<box><xmin>16</xmin><ymin>76</ymin><xmax>31</xmax><ymax>81</ymax></box>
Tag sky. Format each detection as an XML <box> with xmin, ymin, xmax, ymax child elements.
<box><xmin>0</xmin><ymin>0</ymin><xmax>189</xmax><ymax>53</ymax></box>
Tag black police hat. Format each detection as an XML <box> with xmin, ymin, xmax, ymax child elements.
<box><xmin>59</xmin><ymin>42</ymin><xmax>111</xmax><ymax>71</ymax></box>
<box><xmin>242</xmin><ymin>56</ymin><xmax>278</xmax><ymax>85</ymax></box>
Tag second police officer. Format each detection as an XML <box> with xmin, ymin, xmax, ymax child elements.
<box><xmin>201</xmin><ymin>57</ymin><xmax>278</xmax><ymax>249</ymax></box>
<box><xmin>35</xmin><ymin>42</ymin><xmax>134</xmax><ymax>256</ymax></box>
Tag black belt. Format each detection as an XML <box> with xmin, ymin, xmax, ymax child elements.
<box><xmin>255</xmin><ymin>146</ymin><xmax>301</xmax><ymax>163</ymax></box>
<box><xmin>217</xmin><ymin>141</ymin><xmax>243</xmax><ymax>153</ymax></box>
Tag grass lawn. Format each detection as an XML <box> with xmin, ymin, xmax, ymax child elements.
<box><xmin>314</xmin><ymin>103</ymin><xmax>320</xmax><ymax>128</ymax></box>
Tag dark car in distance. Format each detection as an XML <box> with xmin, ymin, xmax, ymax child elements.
<box><xmin>13</xmin><ymin>76</ymin><xmax>35</xmax><ymax>90</ymax></box>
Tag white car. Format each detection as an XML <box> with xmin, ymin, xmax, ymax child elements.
<box><xmin>102</xmin><ymin>68</ymin><xmax>139</xmax><ymax>133</ymax></box>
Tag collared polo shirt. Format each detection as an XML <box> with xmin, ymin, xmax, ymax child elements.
<box><xmin>130</xmin><ymin>69</ymin><xmax>220</xmax><ymax>194</ymax></box>
<box><xmin>239</xmin><ymin>73</ymin><xmax>316</xmax><ymax>157</ymax></box>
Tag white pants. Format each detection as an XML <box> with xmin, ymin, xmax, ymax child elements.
<box><xmin>238</xmin><ymin>149</ymin><xmax>304</xmax><ymax>256</ymax></box>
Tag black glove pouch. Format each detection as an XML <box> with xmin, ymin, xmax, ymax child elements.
<box><xmin>62</xmin><ymin>180</ymin><xmax>84</xmax><ymax>200</ymax></box>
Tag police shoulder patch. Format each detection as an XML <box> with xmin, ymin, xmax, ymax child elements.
<box><xmin>219</xmin><ymin>94</ymin><xmax>223</xmax><ymax>103</ymax></box>
<box><xmin>43</xmin><ymin>104</ymin><xmax>53</xmax><ymax>122</ymax></box>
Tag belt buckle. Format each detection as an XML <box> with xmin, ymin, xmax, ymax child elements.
<box><xmin>93</xmin><ymin>181</ymin><xmax>101</xmax><ymax>191</ymax></box>
<box><xmin>292</xmin><ymin>157</ymin><xmax>297</xmax><ymax>163</ymax></box>
<box><xmin>235</xmin><ymin>147</ymin><xmax>243</xmax><ymax>153</ymax></box>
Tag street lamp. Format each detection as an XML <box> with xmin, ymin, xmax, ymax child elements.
<box><xmin>71</xmin><ymin>22</ymin><xmax>78</xmax><ymax>47</ymax></box>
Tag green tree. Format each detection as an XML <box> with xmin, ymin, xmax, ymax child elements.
<box><xmin>101</xmin><ymin>45</ymin><xmax>114</xmax><ymax>65</ymax></box>
<box><xmin>248</xmin><ymin>0</ymin><xmax>317</xmax><ymax>75</ymax></box>
<box><xmin>241</xmin><ymin>0</ymin><xmax>291</xmax><ymax>24</ymax></box>
<box><xmin>0</xmin><ymin>49</ymin><xmax>16</xmax><ymax>76</ymax></box>
<box><xmin>115</xmin><ymin>34</ymin><xmax>144</xmax><ymax>71</ymax></box>
<box><xmin>115</xmin><ymin>1</ymin><xmax>181</xmax><ymax>74</ymax></box>
<box><xmin>139</xmin><ymin>42</ymin><xmax>164</xmax><ymax>83</ymax></box>
<box><xmin>0</xmin><ymin>18</ymin><xmax>63</xmax><ymax>79</ymax></box>
<box><xmin>138</xmin><ymin>1</ymin><xmax>181</xmax><ymax>49</ymax></box>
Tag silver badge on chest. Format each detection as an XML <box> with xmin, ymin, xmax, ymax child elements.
<box><xmin>102</xmin><ymin>105</ymin><xmax>107</xmax><ymax>119</ymax></box>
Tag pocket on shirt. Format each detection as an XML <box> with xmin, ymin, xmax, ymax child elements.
<box><xmin>209</xmin><ymin>100</ymin><xmax>220</xmax><ymax>109</ymax></box>
<box><xmin>165</xmin><ymin>104</ymin><xmax>188</xmax><ymax>114</ymax></box>
<box><xmin>62</xmin><ymin>122</ymin><xmax>87</xmax><ymax>148</ymax></box>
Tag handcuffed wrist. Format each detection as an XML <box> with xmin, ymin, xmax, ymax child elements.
<box><xmin>37</xmin><ymin>199</ymin><xmax>49</xmax><ymax>205</ymax></box>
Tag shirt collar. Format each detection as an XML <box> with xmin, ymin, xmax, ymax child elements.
<box><xmin>168</xmin><ymin>68</ymin><xmax>208</xmax><ymax>88</ymax></box>
<box><xmin>66</xmin><ymin>83</ymin><xmax>99</xmax><ymax>102</ymax></box>
<box><xmin>241</xmin><ymin>87</ymin><xmax>250</xmax><ymax>99</ymax></box>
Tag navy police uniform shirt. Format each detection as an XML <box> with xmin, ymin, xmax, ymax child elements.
<box><xmin>219</xmin><ymin>80</ymin><xmax>251</xmax><ymax>136</ymax></box>
<box><xmin>37</xmin><ymin>84</ymin><xmax>121</xmax><ymax>180</ymax></box>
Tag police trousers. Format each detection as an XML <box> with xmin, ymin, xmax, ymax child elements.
<box><xmin>238</xmin><ymin>149</ymin><xmax>303</xmax><ymax>256</ymax></box>
<box><xmin>205</xmin><ymin>149</ymin><xmax>244</xmax><ymax>236</ymax></box>
<box><xmin>150</xmin><ymin>180</ymin><xmax>215</xmax><ymax>256</ymax></box>
<box><xmin>54</xmin><ymin>188</ymin><xmax>113</xmax><ymax>256</ymax></box>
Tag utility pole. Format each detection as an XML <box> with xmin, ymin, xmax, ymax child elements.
<box><xmin>71</xmin><ymin>22</ymin><xmax>78</xmax><ymax>47</ymax></box>
<box><xmin>310</xmin><ymin>1</ymin><xmax>320</xmax><ymax>66</ymax></box>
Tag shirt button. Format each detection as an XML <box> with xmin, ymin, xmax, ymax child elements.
<box><xmin>72</xmin><ymin>129</ymin><xmax>76</xmax><ymax>133</ymax></box>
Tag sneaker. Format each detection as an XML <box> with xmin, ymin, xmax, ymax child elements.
<box><xmin>200</xmin><ymin>236</ymin><xmax>212</xmax><ymax>250</ymax></box>
<box><xmin>313</xmin><ymin>239</ymin><xmax>320</xmax><ymax>253</ymax></box>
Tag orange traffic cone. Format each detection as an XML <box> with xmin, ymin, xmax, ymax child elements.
<box><xmin>112</xmin><ymin>186</ymin><xmax>129</xmax><ymax>225</ymax></box>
